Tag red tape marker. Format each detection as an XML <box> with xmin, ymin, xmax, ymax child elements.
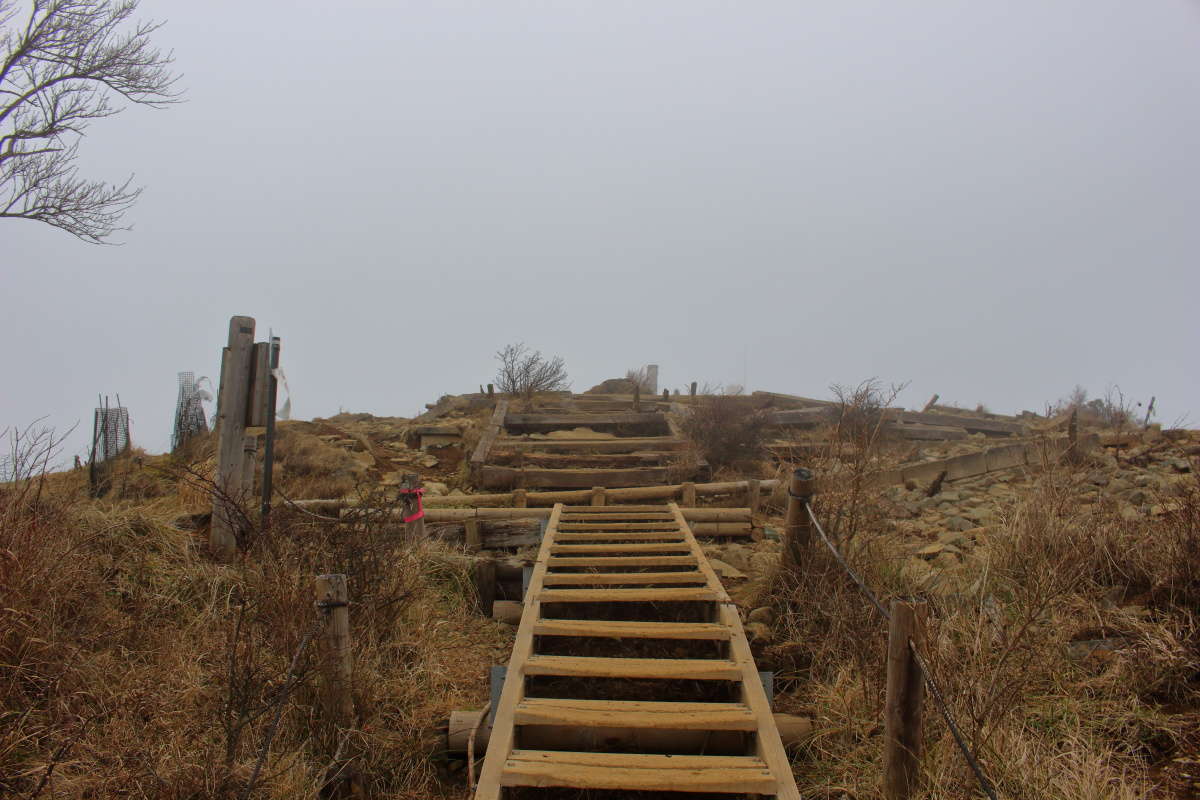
<box><xmin>399</xmin><ymin>487</ymin><xmax>425</xmax><ymax>522</ymax></box>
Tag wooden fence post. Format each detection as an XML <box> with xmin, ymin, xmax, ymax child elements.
<box><xmin>746</xmin><ymin>478</ymin><xmax>761</xmax><ymax>515</ymax></box>
<box><xmin>689</xmin><ymin>381</ymin><xmax>697</xmax><ymax>400</ymax></box>
<box><xmin>212</xmin><ymin>315</ymin><xmax>255</xmax><ymax>562</ymax></box>
<box><xmin>662</xmin><ymin>388</ymin><xmax>669</xmax><ymax>402</ymax></box>
<box><xmin>681</xmin><ymin>481</ymin><xmax>696</xmax><ymax>507</ymax></box>
<box><xmin>402</xmin><ymin>473</ymin><xmax>426</xmax><ymax>541</ymax></box>
<box><xmin>487</xmin><ymin>383</ymin><xmax>495</xmax><ymax>399</ymax></box>
<box><xmin>591</xmin><ymin>486</ymin><xmax>606</xmax><ymax>507</ymax></box>
<box><xmin>315</xmin><ymin>574</ymin><xmax>354</xmax><ymax>725</ymax></box>
<box><xmin>240</xmin><ymin>434</ymin><xmax>258</xmax><ymax>494</ymax></box>
<box><xmin>883</xmin><ymin>600</ymin><xmax>927</xmax><ymax>800</ymax></box>
<box><xmin>513</xmin><ymin>489</ymin><xmax>528</xmax><ymax>508</ymax></box>
<box><xmin>633</xmin><ymin>383</ymin><xmax>640</xmax><ymax>413</ymax></box>
<box><xmin>465</xmin><ymin>519</ymin><xmax>482</xmax><ymax>552</ymax></box>
<box><xmin>783</xmin><ymin>467</ymin><xmax>815</xmax><ymax>572</ymax></box>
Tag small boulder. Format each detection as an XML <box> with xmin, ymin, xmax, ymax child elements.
<box><xmin>744</xmin><ymin>621</ymin><xmax>773</xmax><ymax>644</ymax></box>
<box><xmin>748</xmin><ymin>606</ymin><xmax>776</xmax><ymax>625</ymax></box>
<box><xmin>945</xmin><ymin>515</ymin><xmax>975</xmax><ymax>532</ymax></box>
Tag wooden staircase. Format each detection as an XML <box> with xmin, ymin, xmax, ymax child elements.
<box><xmin>474</xmin><ymin>504</ymin><xmax>800</xmax><ymax>799</ymax></box>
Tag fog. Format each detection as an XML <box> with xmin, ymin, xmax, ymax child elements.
<box><xmin>4</xmin><ymin>0</ymin><xmax>1199</xmax><ymax>460</ymax></box>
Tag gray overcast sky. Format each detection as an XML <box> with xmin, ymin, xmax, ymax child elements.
<box><xmin>4</xmin><ymin>0</ymin><xmax>1199</xmax><ymax>458</ymax></box>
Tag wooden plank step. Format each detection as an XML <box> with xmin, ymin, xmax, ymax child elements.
<box><xmin>524</xmin><ymin>655</ymin><xmax>740</xmax><ymax>680</ymax></box>
<box><xmin>546</xmin><ymin>555</ymin><xmax>698</xmax><ymax>567</ymax></box>
<box><xmin>537</xmin><ymin>587</ymin><xmax>718</xmax><ymax>603</ymax></box>
<box><xmin>533</xmin><ymin>618</ymin><xmax>731</xmax><ymax>640</ymax></box>
<box><xmin>558</xmin><ymin>522</ymin><xmax>684</xmax><ymax>530</ymax></box>
<box><xmin>554</xmin><ymin>531</ymin><xmax>687</xmax><ymax>542</ymax></box>
<box><xmin>500</xmin><ymin>750</ymin><xmax>775</xmax><ymax>793</ymax></box>
<box><xmin>559</xmin><ymin>515</ymin><xmax>681</xmax><ymax>522</ymax></box>
<box><xmin>560</xmin><ymin>505</ymin><xmax>676</xmax><ymax>512</ymax></box>
<box><xmin>541</xmin><ymin>571</ymin><xmax>707</xmax><ymax>585</ymax></box>
<box><xmin>550</xmin><ymin>542</ymin><xmax>693</xmax><ymax>554</ymax></box>
<box><xmin>515</xmin><ymin>698</ymin><xmax>756</xmax><ymax>730</ymax></box>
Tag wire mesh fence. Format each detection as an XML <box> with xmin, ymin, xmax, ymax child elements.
<box><xmin>172</xmin><ymin>371</ymin><xmax>209</xmax><ymax>451</ymax></box>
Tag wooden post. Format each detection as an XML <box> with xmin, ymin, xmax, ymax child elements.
<box><xmin>1143</xmin><ymin>396</ymin><xmax>1156</xmax><ymax>427</ymax></box>
<box><xmin>401</xmin><ymin>473</ymin><xmax>426</xmax><ymax>541</ymax></box>
<box><xmin>632</xmin><ymin>383</ymin><xmax>640</xmax><ymax>412</ymax></box>
<box><xmin>591</xmin><ymin>486</ymin><xmax>606</xmax><ymax>506</ymax></box>
<box><xmin>212</xmin><ymin>315</ymin><xmax>255</xmax><ymax>562</ymax></box>
<box><xmin>681</xmin><ymin>481</ymin><xmax>697</xmax><ymax>507</ymax></box>
<box><xmin>513</xmin><ymin>489</ymin><xmax>528</xmax><ymax>508</ymax></box>
<box><xmin>746</xmin><ymin>478</ymin><xmax>761</xmax><ymax>515</ymax></box>
<box><xmin>240</xmin><ymin>434</ymin><xmax>258</xmax><ymax>494</ymax></box>
<box><xmin>465</xmin><ymin>519</ymin><xmax>482</xmax><ymax>552</ymax></box>
<box><xmin>473</xmin><ymin>557</ymin><xmax>496</xmax><ymax>616</ymax></box>
<box><xmin>314</xmin><ymin>574</ymin><xmax>354</xmax><ymax>724</ymax></box>
<box><xmin>487</xmin><ymin>383</ymin><xmax>494</xmax><ymax>399</ymax></box>
<box><xmin>922</xmin><ymin>394</ymin><xmax>939</xmax><ymax>413</ymax></box>
<box><xmin>883</xmin><ymin>600</ymin><xmax>927</xmax><ymax>800</ymax></box>
<box><xmin>689</xmin><ymin>381</ymin><xmax>697</xmax><ymax>400</ymax></box>
<box><xmin>783</xmin><ymin>467</ymin><xmax>815</xmax><ymax>572</ymax></box>
<box><xmin>260</xmin><ymin>336</ymin><xmax>281</xmax><ymax>526</ymax></box>
<box><xmin>247</xmin><ymin>342</ymin><xmax>271</xmax><ymax>427</ymax></box>
<box><xmin>662</xmin><ymin>388</ymin><xmax>669</xmax><ymax>402</ymax></box>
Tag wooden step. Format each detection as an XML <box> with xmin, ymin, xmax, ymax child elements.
<box><xmin>547</xmin><ymin>555</ymin><xmax>698</xmax><ymax>568</ymax></box>
<box><xmin>560</xmin><ymin>505</ymin><xmax>677</xmax><ymax>512</ymax></box>
<box><xmin>537</xmin><ymin>587</ymin><xmax>718</xmax><ymax>603</ymax></box>
<box><xmin>500</xmin><ymin>750</ymin><xmax>775</xmax><ymax>793</ymax></box>
<box><xmin>554</xmin><ymin>531</ymin><xmax>687</xmax><ymax>542</ymax></box>
<box><xmin>524</xmin><ymin>655</ymin><xmax>740</xmax><ymax>680</ymax></box>
<box><xmin>515</xmin><ymin>698</ymin><xmax>756</xmax><ymax>731</ymax></box>
<box><xmin>558</xmin><ymin>522</ymin><xmax>682</xmax><ymax>531</ymax></box>
<box><xmin>560</xmin><ymin>513</ymin><xmax>677</xmax><ymax>520</ymax></box>
<box><xmin>550</xmin><ymin>542</ymin><xmax>693</xmax><ymax>554</ymax></box>
<box><xmin>533</xmin><ymin>618</ymin><xmax>731</xmax><ymax>640</ymax></box>
<box><xmin>541</xmin><ymin>571</ymin><xmax>707</xmax><ymax>586</ymax></box>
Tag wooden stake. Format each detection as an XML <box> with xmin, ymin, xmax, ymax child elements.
<box><xmin>689</xmin><ymin>381</ymin><xmax>697</xmax><ymax>400</ymax></box>
<box><xmin>473</xmin><ymin>557</ymin><xmax>496</xmax><ymax>616</ymax></box>
<box><xmin>211</xmin><ymin>315</ymin><xmax>255</xmax><ymax>562</ymax></box>
<box><xmin>590</xmin><ymin>486</ymin><xmax>606</xmax><ymax>507</ymax></box>
<box><xmin>746</xmin><ymin>478</ymin><xmax>761</xmax><ymax>515</ymax></box>
<box><xmin>922</xmin><ymin>394</ymin><xmax>939</xmax><ymax>413</ymax></box>
<box><xmin>487</xmin><ymin>383</ymin><xmax>495</xmax><ymax>399</ymax></box>
<box><xmin>883</xmin><ymin>600</ymin><xmax>926</xmax><ymax>800</ymax></box>
<box><xmin>402</xmin><ymin>473</ymin><xmax>426</xmax><ymax>541</ymax></box>
<box><xmin>513</xmin><ymin>488</ymin><xmax>528</xmax><ymax>508</ymax></box>
<box><xmin>783</xmin><ymin>467</ymin><xmax>815</xmax><ymax>572</ymax></box>
<box><xmin>662</xmin><ymin>388</ymin><xmax>669</xmax><ymax>401</ymax></box>
<box><xmin>465</xmin><ymin>519</ymin><xmax>482</xmax><ymax>552</ymax></box>
<box><xmin>315</xmin><ymin>574</ymin><xmax>354</xmax><ymax>725</ymax></box>
<box><xmin>681</xmin><ymin>481</ymin><xmax>696</xmax><ymax>507</ymax></box>
<box><xmin>633</xmin><ymin>383</ymin><xmax>641</xmax><ymax>413</ymax></box>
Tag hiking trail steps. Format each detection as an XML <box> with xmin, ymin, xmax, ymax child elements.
<box><xmin>473</xmin><ymin>503</ymin><xmax>801</xmax><ymax>799</ymax></box>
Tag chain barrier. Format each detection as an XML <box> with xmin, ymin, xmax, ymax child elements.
<box><xmin>803</xmin><ymin>501</ymin><xmax>1000</xmax><ymax>800</ymax></box>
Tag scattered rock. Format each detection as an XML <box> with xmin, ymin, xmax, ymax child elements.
<box><xmin>748</xmin><ymin>606</ymin><xmax>775</xmax><ymax>625</ymax></box>
<box><xmin>744</xmin><ymin>621</ymin><xmax>772</xmax><ymax>644</ymax></box>
<box><xmin>424</xmin><ymin>481</ymin><xmax>450</xmax><ymax>496</ymax></box>
<box><xmin>709</xmin><ymin>558</ymin><xmax>746</xmax><ymax>580</ymax></box>
<box><xmin>945</xmin><ymin>515</ymin><xmax>975</xmax><ymax>532</ymax></box>
<box><xmin>749</xmin><ymin>552</ymin><xmax>778</xmax><ymax>574</ymax></box>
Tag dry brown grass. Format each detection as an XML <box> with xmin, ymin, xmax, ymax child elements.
<box><xmin>759</xmin><ymin>463</ymin><xmax>1199</xmax><ymax>798</ymax></box>
<box><xmin>0</xmin><ymin>428</ymin><xmax>508</xmax><ymax>799</ymax></box>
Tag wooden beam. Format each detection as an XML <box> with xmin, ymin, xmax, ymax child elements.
<box><xmin>478</xmin><ymin>465</ymin><xmax>672</xmax><ymax>490</ymax></box>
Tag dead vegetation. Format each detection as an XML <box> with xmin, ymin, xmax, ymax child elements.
<box><xmin>0</xmin><ymin>424</ymin><xmax>507</xmax><ymax>799</ymax></box>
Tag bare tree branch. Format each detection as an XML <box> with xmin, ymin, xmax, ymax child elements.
<box><xmin>494</xmin><ymin>342</ymin><xmax>570</xmax><ymax>403</ymax></box>
<box><xmin>0</xmin><ymin>0</ymin><xmax>179</xmax><ymax>243</ymax></box>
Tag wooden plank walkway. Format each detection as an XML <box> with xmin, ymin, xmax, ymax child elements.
<box><xmin>473</xmin><ymin>503</ymin><xmax>800</xmax><ymax>799</ymax></box>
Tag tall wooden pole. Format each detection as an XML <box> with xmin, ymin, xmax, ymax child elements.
<box><xmin>783</xmin><ymin>467</ymin><xmax>815</xmax><ymax>572</ymax></box>
<box><xmin>632</xmin><ymin>383</ymin><xmax>641</xmax><ymax>413</ymax></box>
<box><xmin>883</xmin><ymin>600</ymin><xmax>927</xmax><ymax>800</ymax></box>
<box><xmin>212</xmin><ymin>315</ymin><xmax>255</xmax><ymax>562</ymax></box>
<box><xmin>260</xmin><ymin>336</ymin><xmax>281</xmax><ymax>525</ymax></box>
<box><xmin>315</xmin><ymin>574</ymin><xmax>354</xmax><ymax>725</ymax></box>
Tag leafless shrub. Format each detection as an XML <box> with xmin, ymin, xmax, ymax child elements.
<box><xmin>624</xmin><ymin>366</ymin><xmax>654</xmax><ymax>392</ymax></box>
<box><xmin>0</xmin><ymin>0</ymin><xmax>181</xmax><ymax>243</ymax></box>
<box><xmin>1051</xmin><ymin>384</ymin><xmax>1143</xmax><ymax>428</ymax></box>
<box><xmin>681</xmin><ymin>392</ymin><xmax>769</xmax><ymax>471</ymax></box>
<box><xmin>494</xmin><ymin>342</ymin><xmax>570</xmax><ymax>402</ymax></box>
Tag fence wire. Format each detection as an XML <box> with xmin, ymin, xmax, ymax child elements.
<box><xmin>803</xmin><ymin>500</ymin><xmax>1000</xmax><ymax>800</ymax></box>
